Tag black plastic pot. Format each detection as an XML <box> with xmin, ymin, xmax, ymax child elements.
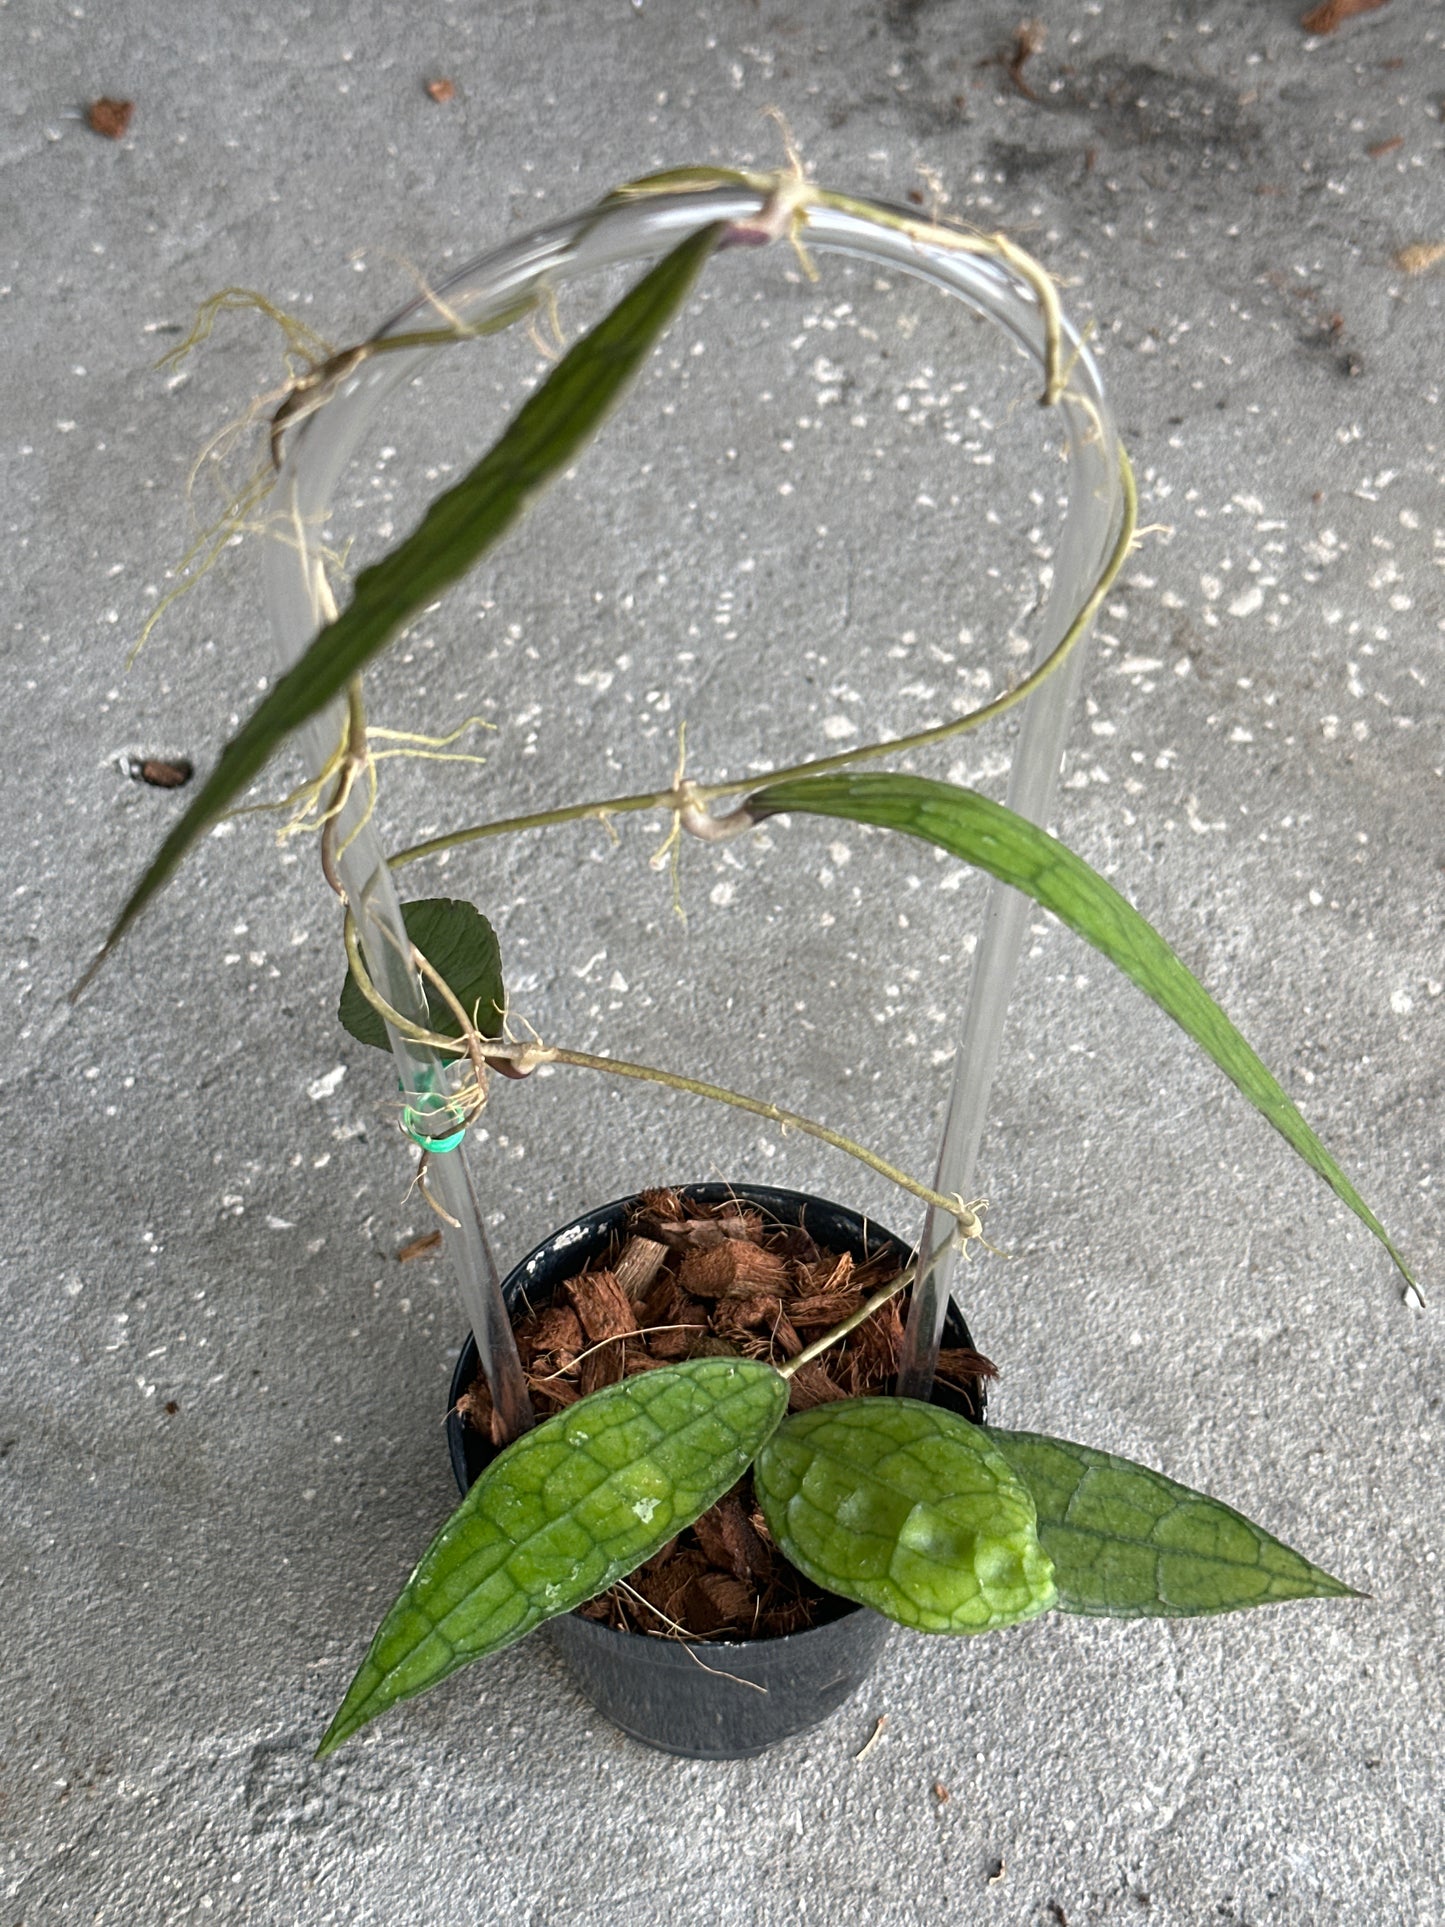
<box><xmin>446</xmin><ymin>1182</ymin><xmax>985</xmax><ymax>1760</ymax></box>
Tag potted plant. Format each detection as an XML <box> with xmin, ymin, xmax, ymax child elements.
<box><xmin>75</xmin><ymin>161</ymin><xmax>1416</xmax><ymax>1762</ymax></box>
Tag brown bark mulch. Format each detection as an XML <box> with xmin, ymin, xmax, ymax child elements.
<box><xmin>458</xmin><ymin>1189</ymin><xmax>995</xmax><ymax>1643</ymax></box>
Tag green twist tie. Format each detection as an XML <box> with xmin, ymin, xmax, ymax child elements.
<box><xmin>402</xmin><ymin>1103</ymin><xmax>469</xmax><ymax>1155</ymax></box>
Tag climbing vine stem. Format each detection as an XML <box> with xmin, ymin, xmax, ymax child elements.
<box><xmin>338</xmin><ymin>911</ymin><xmax>987</xmax><ymax>1243</ymax></box>
<box><xmin>385</xmin><ymin>443</ymin><xmax>1136</xmax><ymax>875</ymax></box>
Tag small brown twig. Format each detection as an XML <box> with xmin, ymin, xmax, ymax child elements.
<box><xmin>1005</xmin><ymin>20</ymin><xmax>1047</xmax><ymax>102</ymax></box>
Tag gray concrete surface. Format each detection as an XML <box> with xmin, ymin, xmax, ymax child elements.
<box><xmin>3</xmin><ymin>1</ymin><xmax>1442</xmax><ymax>1921</ymax></box>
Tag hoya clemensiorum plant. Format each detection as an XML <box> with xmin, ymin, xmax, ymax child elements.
<box><xmin>79</xmin><ymin>159</ymin><xmax>1415</xmax><ymax>1757</ymax></box>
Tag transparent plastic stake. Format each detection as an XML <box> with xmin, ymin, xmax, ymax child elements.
<box><xmin>264</xmin><ymin>479</ymin><xmax>536</xmax><ymax>1441</ymax></box>
<box><xmin>894</xmin><ymin>314</ymin><xmax>1123</xmax><ymax>1401</ymax></box>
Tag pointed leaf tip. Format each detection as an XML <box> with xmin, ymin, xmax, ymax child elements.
<box><xmin>82</xmin><ymin>222</ymin><xmax>724</xmax><ymax>990</ymax></box>
<box><xmin>749</xmin><ymin>772</ymin><xmax>1413</xmax><ymax>1288</ymax></box>
<box><xmin>989</xmin><ymin>1429</ymin><xmax>1360</xmax><ymax>1618</ymax></box>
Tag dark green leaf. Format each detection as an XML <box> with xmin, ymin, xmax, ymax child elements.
<box><xmin>754</xmin><ymin>1398</ymin><xmax>1057</xmax><ymax>1635</ymax></box>
<box><xmin>988</xmin><ymin>1429</ymin><xmax>1359</xmax><ymax>1618</ymax></box>
<box><xmin>318</xmin><ymin>1354</ymin><xmax>787</xmax><ymax>1756</ymax></box>
<box><xmin>750</xmin><ymin>773</ymin><xmax>1412</xmax><ymax>1286</ymax></box>
<box><xmin>338</xmin><ymin>897</ymin><xmax>504</xmax><ymax>1050</ymax></box>
<box><xmin>75</xmin><ymin>222</ymin><xmax>724</xmax><ymax>997</ymax></box>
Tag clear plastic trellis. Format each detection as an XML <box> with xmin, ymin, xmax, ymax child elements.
<box><xmin>262</xmin><ymin>181</ymin><xmax>1125</xmax><ymax>1419</ymax></box>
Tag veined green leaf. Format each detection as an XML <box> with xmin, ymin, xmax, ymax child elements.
<box><xmin>338</xmin><ymin>897</ymin><xmax>503</xmax><ymax>1050</ymax></box>
<box><xmin>750</xmin><ymin>773</ymin><xmax>1412</xmax><ymax>1286</ymax></box>
<box><xmin>988</xmin><ymin>1429</ymin><xmax>1359</xmax><ymax>1618</ymax></box>
<box><xmin>76</xmin><ymin>222</ymin><xmax>724</xmax><ymax>997</ymax></box>
<box><xmin>754</xmin><ymin>1398</ymin><xmax>1057</xmax><ymax>1635</ymax></box>
<box><xmin>318</xmin><ymin>1354</ymin><xmax>786</xmax><ymax>1756</ymax></box>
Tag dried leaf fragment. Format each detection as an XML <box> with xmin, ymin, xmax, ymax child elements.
<box><xmin>1395</xmin><ymin>242</ymin><xmax>1445</xmax><ymax>276</ymax></box>
<box><xmin>126</xmin><ymin>755</ymin><xmax>194</xmax><ymax>790</ymax></box>
<box><xmin>395</xmin><ymin>1229</ymin><xmax>443</xmax><ymax>1262</ymax></box>
<box><xmin>87</xmin><ymin>98</ymin><xmax>134</xmax><ymax>139</ymax></box>
<box><xmin>854</xmin><ymin>1714</ymin><xmax>887</xmax><ymax>1760</ymax></box>
<box><xmin>1300</xmin><ymin>0</ymin><xmax>1389</xmax><ymax>33</ymax></box>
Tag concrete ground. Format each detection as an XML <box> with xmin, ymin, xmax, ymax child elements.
<box><xmin>3</xmin><ymin>1</ymin><xmax>1441</xmax><ymax>1921</ymax></box>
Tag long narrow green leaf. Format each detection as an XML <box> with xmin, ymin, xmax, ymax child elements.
<box><xmin>750</xmin><ymin>772</ymin><xmax>1412</xmax><ymax>1285</ymax></box>
<box><xmin>75</xmin><ymin>223</ymin><xmax>724</xmax><ymax>996</ymax></box>
<box><xmin>317</xmin><ymin>1355</ymin><xmax>787</xmax><ymax>1757</ymax></box>
<box><xmin>988</xmin><ymin>1429</ymin><xmax>1358</xmax><ymax>1617</ymax></box>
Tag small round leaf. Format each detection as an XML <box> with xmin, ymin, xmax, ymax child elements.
<box><xmin>755</xmin><ymin>1397</ymin><xmax>1057</xmax><ymax>1635</ymax></box>
<box><xmin>337</xmin><ymin>897</ymin><xmax>504</xmax><ymax>1050</ymax></box>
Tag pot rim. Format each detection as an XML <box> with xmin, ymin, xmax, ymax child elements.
<box><xmin>445</xmin><ymin>1179</ymin><xmax>984</xmax><ymax>1654</ymax></box>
